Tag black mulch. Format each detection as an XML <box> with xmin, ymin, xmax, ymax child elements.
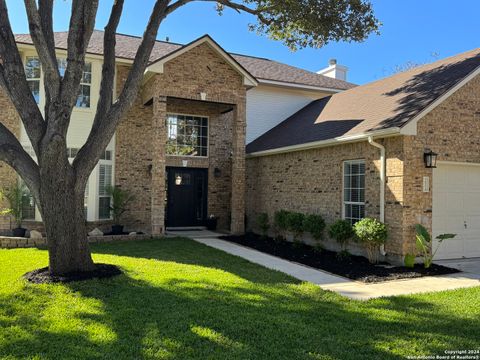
<box><xmin>219</xmin><ymin>233</ymin><xmax>460</xmax><ymax>283</ymax></box>
<box><xmin>24</xmin><ymin>264</ymin><xmax>123</xmax><ymax>284</ymax></box>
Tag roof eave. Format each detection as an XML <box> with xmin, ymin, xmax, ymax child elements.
<box><xmin>246</xmin><ymin>127</ymin><xmax>402</xmax><ymax>158</ymax></box>
<box><xmin>257</xmin><ymin>78</ymin><xmax>348</xmax><ymax>93</ymax></box>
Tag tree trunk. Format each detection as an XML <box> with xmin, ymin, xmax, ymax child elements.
<box><xmin>39</xmin><ymin>155</ymin><xmax>95</xmax><ymax>275</ymax></box>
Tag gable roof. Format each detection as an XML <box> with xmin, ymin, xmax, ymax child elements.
<box><xmin>146</xmin><ymin>35</ymin><xmax>257</xmax><ymax>87</ymax></box>
<box><xmin>14</xmin><ymin>30</ymin><xmax>355</xmax><ymax>91</ymax></box>
<box><xmin>247</xmin><ymin>48</ymin><xmax>480</xmax><ymax>155</ymax></box>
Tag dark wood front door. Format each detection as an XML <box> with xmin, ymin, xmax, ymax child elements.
<box><xmin>166</xmin><ymin>167</ymin><xmax>208</xmax><ymax>227</ymax></box>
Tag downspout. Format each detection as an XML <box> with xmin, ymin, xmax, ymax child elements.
<box><xmin>368</xmin><ymin>136</ymin><xmax>387</xmax><ymax>256</ymax></box>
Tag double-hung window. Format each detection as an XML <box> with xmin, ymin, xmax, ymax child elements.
<box><xmin>343</xmin><ymin>160</ymin><xmax>365</xmax><ymax>224</ymax></box>
<box><xmin>98</xmin><ymin>150</ymin><xmax>113</xmax><ymax>220</ymax></box>
<box><xmin>166</xmin><ymin>114</ymin><xmax>208</xmax><ymax>157</ymax></box>
<box><xmin>25</xmin><ymin>57</ymin><xmax>41</xmax><ymax>104</ymax></box>
<box><xmin>57</xmin><ymin>59</ymin><xmax>92</xmax><ymax>108</ymax></box>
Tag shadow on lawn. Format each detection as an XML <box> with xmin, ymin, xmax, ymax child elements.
<box><xmin>0</xmin><ymin>238</ymin><xmax>478</xmax><ymax>359</ymax></box>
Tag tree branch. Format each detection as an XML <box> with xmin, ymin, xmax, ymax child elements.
<box><xmin>93</xmin><ymin>0</ymin><xmax>125</xmax><ymax>131</ymax></box>
<box><xmin>58</xmin><ymin>0</ymin><xmax>99</xmax><ymax>128</ymax></box>
<box><xmin>74</xmin><ymin>0</ymin><xmax>169</xmax><ymax>180</ymax></box>
<box><xmin>0</xmin><ymin>0</ymin><xmax>45</xmax><ymax>156</ymax></box>
<box><xmin>24</xmin><ymin>0</ymin><xmax>60</xmax><ymax>101</ymax></box>
<box><xmin>0</xmin><ymin>123</ymin><xmax>40</xmax><ymax>203</ymax></box>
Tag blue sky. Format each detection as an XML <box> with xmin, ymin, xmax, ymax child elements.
<box><xmin>5</xmin><ymin>0</ymin><xmax>480</xmax><ymax>84</ymax></box>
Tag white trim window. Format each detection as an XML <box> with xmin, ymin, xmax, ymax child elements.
<box><xmin>58</xmin><ymin>59</ymin><xmax>92</xmax><ymax>108</ymax></box>
<box><xmin>166</xmin><ymin>114</ymin><xmax>208</xmax><ymax>157</ymax></box>
<box><xmin>25</xmin><ymin>56</ymin><xmax>41</xmax><ymax>104</ymax></box>
<box><xmin>98</xmin><ymin>151</ymin><xmax>114</xmax><ymax>220</ymax></box>
<box><xmin>343</xmin><ymin>160</ymin><xmax>366</xmax><ymax>224</ymax></box>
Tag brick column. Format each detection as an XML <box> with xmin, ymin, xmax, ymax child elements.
<box><xmin>151</xmin><ymin>96</ymin><xmax>167</xmax><ymax>235</ymax></box>
<box><xmin>230</xmin><ymin>101</ymin><xmax>246</xmax><ymax>234</ymax></box>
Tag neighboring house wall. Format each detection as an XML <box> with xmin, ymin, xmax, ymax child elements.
<box><xmin>246</xmin><ymin>136</ymin><xmax>405</xmax><ymax>258</ymax></box>
<box><xmin>246</xmin><ymin>85</ymin><xmax>329</xmax><ymax>143</ymax></box>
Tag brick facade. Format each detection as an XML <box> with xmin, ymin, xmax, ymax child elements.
<box><xmin>1</xmin><ymin>40</ymin><xmax>248</xmax><ymax>236</ymax></box>
<box><xmin>246</xmin><ymin>73</ymin><xmax>480</xmax><ymax>262</ymax></box>
<box><xmin>0</xmin><ymin>91</ymin><xmax>21</xmax><ymax>231</ymax></box>
<box><xmin>115</xmin><ymin>42</ymin><xmax>247</xmax><ymax>233</ymax></box>
<box><xmin>246</xmin><ymin>137</ymin><xmax>405</xmax><ymax>259</ymax></box>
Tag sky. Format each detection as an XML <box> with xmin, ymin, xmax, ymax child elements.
<box><xmin>5</xmin><ymin>0</ymin><xmax>480</xmax><ymax>85</ymax></box>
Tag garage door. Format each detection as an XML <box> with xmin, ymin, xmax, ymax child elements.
<box><xmin>432</xmin><ymin>163</ymin><xmax>480</xmax><ymax>259</ymax></box>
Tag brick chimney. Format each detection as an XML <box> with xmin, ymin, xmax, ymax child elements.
<box><xmin>317</xmin><ymin>59</ymin><xmax>348</xmax><ymax>81</ymax></box>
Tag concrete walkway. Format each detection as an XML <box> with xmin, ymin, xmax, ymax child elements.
<box><xmin>178</xmin><ymin>233</ymin><xmax>480</xmax><ymax>300</ymax></box>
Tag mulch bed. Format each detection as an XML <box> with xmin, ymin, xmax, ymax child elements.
<box><xmin>24</xmin><ymin>264</ymin><xmax>123</xmax><ymax>284</ymax></box>
<box><xmin>219</xmin><ymin>233</ymin><xmax>460</xmax><ymax>283</ymax></box>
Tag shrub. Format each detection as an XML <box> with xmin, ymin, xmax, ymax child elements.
<box><xmin>404</xmin><ymin>253</ymin><xmax>416</xmax><ymax>268</ymax></box>
<box><xmin>105</xmin><ymin>185</ymin><xmax>134</xmax><ymax>225</ymax></box>
<box><xmin>256</xmin><ymin>213</ymin><xmax>270</xmax><ymax>238</ymax></box>
<box><xmin>286</xmin><ymin>212</ymin><xmax>305</xmax><ymax>243</ymax></box>
<box><xmin>273</xmin><ymin>210</ymin><xmax>290</xmax><ymax>240</ymax></box>
<box><xmin>0</xmin><ymin>184</ymin><xmax>30</xmax><ymax>228</ymax></box>
<box><xmin>353</xmin><ymin>218</ymin><xmax>388</xmax><ymax>264</ymax></box>
<box><xmin>328</xmin><ymin>220</ymin><xmax>354</xmax><ymax>251</ymax></box>
<box><xmin>415</xmin><ymin>224</ymin><xmax>456</xmax><ymax>268</ymax></box>
<box><xmin>303</xmin><ymin>214</ymin><xmax>326</xmax><ymax>242</ymax></box>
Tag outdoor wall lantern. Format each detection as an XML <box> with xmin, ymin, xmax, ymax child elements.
<box><xmin>214</xmin><ymin>167</ymin><xmax>221</xmax><ymax>178</ymax></box>
<box><xmin>175</xmin><ymin>175</ymin><xmax>182</xmax><ymax>186</ymax></box>
<box><xmin>423</xmin><ymin>149</ymin><xmax>438</xmax><ymax>168</ymax></box>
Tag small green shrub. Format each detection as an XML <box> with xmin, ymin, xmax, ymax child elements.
<box><xmin>303</xmin><ymin>214</ymin><xmax>325</xmax><ymax>242</ymax></box>
<box><xmin>273</xmin><ymin>210</ymin><xmax>290</xmax><ymax>240</ymax></box>
<box><xmin>415</xmin><ymin>224</ymin><xmax>456</xmax><ymax>268</ymax></box>
<box><xmin>286</xmin><ymin>212</ymin><xmax>305</xmax><ymax>243</ymax></box>
<box><xmin>336</xmin><ymin>249</ymin><xmax>351</xmax><ymax>261</ymax></box>
<box><xmin>328</xmin><ymin>220</ymin><xmax>354</xmax><ymax>251</ymax></box>
<box><xmin>353</xmin><ymin>218</ymin><xmax>388</xmax><ymax>264</ymax></box>
<box><xmin>404</xmin><ymin>254</ymin><xmax>416</xmax><ymax>268</ymax></box>
<box><xmin>0</xmin><ymin>183</ymin><xmax>31</xmax><ymax>228</ymax></box>
<box><xmin>105</xmin><ymin>185</ymin><xmax>134</xmax><ymax>225</ymax></box>
<box><xmin>256</xmin><ymin>213</ymin><xmax>270</xmax><ymax>238</ymax></box>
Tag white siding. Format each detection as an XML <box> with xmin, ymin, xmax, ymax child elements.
<box><xmin>18</xmin><ymin>50</ymin><xmax>115</xmax><ymax>222</ymax></box>
<box><xmin>246</xmin><ymin>85</ymin><xmax>330</xmax><ymax>144</ymax></box>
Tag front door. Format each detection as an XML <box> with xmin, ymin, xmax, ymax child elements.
<box><xmin>166</xmin><ymin>167</ymin><xmax>208</xmax><ymax>227</ymax></box>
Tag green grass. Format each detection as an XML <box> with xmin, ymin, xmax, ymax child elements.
<box><xmin>0</xmin><ymin>238</ymin><xmax>479</xmax><ymax>359</ymax></box>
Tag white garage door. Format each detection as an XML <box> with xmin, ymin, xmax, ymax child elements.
<box><xmin>432</xmin><ymin>163</ymin><xmax>480</xmax><ymax>259</ymax></box>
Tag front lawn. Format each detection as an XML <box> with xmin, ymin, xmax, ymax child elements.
<box><xmin>0</xmin><ymin>238</ymin><xmax>479</xmax><ymax>359</ymax></box>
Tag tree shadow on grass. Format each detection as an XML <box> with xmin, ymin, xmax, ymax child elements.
<box><xmin>0</xmin><ymin>238</ymin><xmax>479</xmax><ymax>359</ymax></box>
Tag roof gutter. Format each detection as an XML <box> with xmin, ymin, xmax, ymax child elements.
<box><xmin>247</xmin><ymin>127</ymin><xmax>401</xmax><ymax>158</ymax></box>
<box><xmin>257</xmin><ymin>78</ymin><xmax>347</xmax><ymax>93</ymax></box>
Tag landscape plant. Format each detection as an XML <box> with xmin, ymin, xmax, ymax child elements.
<box><xmin>303</xmin><ymin>214</ymin><xmax>326</xmax><ymax>246</ymax></box>
<box><xmin>286</xmin><ymin>212</ymin><xmax>306</xmax><ymax>244</ymax></box>
<box><xmin>0</xmin><ymin>0</ymin><xmax>379</xmax><ymax>275</ymax></box>
<box><xmin>105</xmin><ymin>185</ymin><xmax>134</xmax><ymax>230</ymax></box>
<box><xmin>0</xmin><ymin>184</ymin><xmax>31</xmax><ymax>232</ymax></box>
<box><xmin>415</xmin><ymin>224</ymin><xmax>456</xmax><ymax>268</ymax></box>
<box><xmin>256</xmin><ymin>212</ymin><xmax>270</xmax><ymax>238</ymax></box>
<box><xmin>328</xmin><ymin>220</ymin><xmax>355</xmax><ymax>257</ymax></box>
<box><xmin>273</xmin><ymin>210</ymin><xmax>290</xmax><ymax>241</ymax></box>
<box><xmin>353</xmin><ymin>217</ymin><xmax>387</xmax><ymax>264</ymax></box>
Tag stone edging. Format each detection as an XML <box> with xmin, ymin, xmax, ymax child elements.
<box><xmin>0</xmin><ymin>234</ymin><xmax>152</xmax><ymax>249</ymax></box>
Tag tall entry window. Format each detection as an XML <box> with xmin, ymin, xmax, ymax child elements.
<box><xmin>166</xmin><ymin>114</ymin><xmax>208</xmax><ymax>157</ymax></box>
<box><xmin>343</xmin><ymin>160</ymin><xmax>365</xmax><ymax>224</ymax></box>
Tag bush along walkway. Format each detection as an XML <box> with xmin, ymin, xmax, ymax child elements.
<box><xmin>188</xmin><ymin>234</ymin><xmax>480</xmax><ymax>300</ymax></box>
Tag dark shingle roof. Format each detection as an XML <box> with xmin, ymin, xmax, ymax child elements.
<box><xmin>247</xmin><ymin>48</ymin><xmax>480</xmax><ymax>154</ymax></box>
<box><xmin>14</xmin><ymin>30</ymin><xmax>355</xmax><ymax>91</ymax></box>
